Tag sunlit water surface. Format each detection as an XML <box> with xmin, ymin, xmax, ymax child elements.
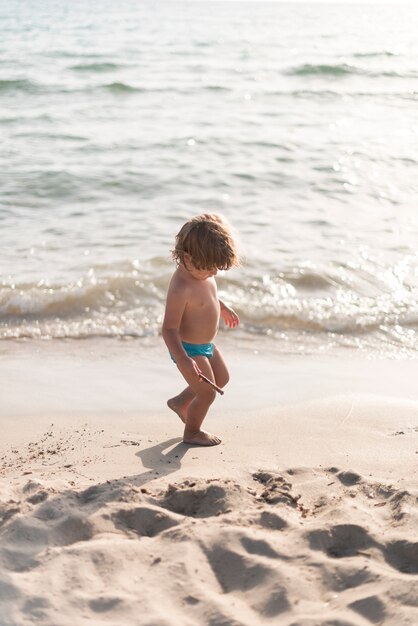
<box><xmin>1</xmin><ymin>1</ymin><xmax>418</xmax><ymax>357</ymax></box>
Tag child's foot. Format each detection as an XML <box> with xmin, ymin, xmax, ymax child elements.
<box><xmin>167</xmin><ymin>397</ymin><xmax>187</xmax><ymax>423</ymax></box>
<box><xmin>183</xmin><ymin>429</ymin><xmax>221</xmax><ymax>446</ymax></box>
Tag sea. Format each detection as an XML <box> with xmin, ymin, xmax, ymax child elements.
<box><xmin>1</xmin><ymin>0</ymin><xmax>418</xmax><ymax>358</ymax></box>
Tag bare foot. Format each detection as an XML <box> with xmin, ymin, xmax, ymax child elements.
<box><xmin>167</xmin><ymin>398</ymin><xmax>187</xmax><ymax>423</ymax></box>
<box><xmin>183</xmin><ymin>429</ymin><xmax>222</xmax><ymax>446</ymax></box>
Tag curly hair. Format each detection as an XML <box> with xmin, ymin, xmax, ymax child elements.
<box><xmin>172</xmin><ymin>214</ymin><xmax>240</xmax><ymax>271</ymax></box>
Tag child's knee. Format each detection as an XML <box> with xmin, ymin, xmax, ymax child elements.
<box><xmin>219</xmin><ymin>371</ymin><xmax>230</xmax><ymax>388</ymax></box>
<box><xmin>214</xmin><ymin>369</ymin><xmax>229</xmax><ymax>388</ymax></box>
<box><xmin>197</xmin><ymin>385</ymin><xmax>217</xmax><ymax>404</ymax></box>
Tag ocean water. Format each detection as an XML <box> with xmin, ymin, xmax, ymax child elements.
<box><xmin>1</xmin><ymin>0</ymin><xmax>418</xmax><ymax>357</ymax></box>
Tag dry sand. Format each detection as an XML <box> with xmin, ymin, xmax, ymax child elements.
<box><xmin>0</xmin><ymin>340</ymin><xmax>417</xmax><ymax>626</ymax></box>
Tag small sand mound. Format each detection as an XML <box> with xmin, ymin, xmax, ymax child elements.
<box><xmin>336</xmin><ymin>470</ymin><xmax>362</xmax><ymax>486</ymax></box>
<box><xmin>256</xmin><ymin>510</ymin><xmax>288</xmax><ymax>531</ymax></box>
<box><xmin>384</xmin><ymin>539</ymin><xmax>418</xmax><ymax>574</ymax></box>
<box><xmin>307</xmin><ymin>523</ymin><xmax>376</xmax><ymax>558</ymax></box>
<box><xmin>158</xmin><ymin>479</ymin><xmax>253</xmax><ymax>518</ymax></box>
<box><xmin>349</xmin><ymin>595</ymin><xmax>387</xmax><ymax>623</ymax></box>
<box><xmin>52</xmin><ymin>515</ymin><xmax>95</xmax><ymax>546</ymax></box>
<box><xmin>113</xmin><ymin>504</ymin><xmax>181</xmax><ymax>537</ymax></box>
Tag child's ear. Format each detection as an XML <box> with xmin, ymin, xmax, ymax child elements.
<box><xmin>183</xmin><ymin>252</ymin><xmax>192</xmax><ymax>266</ymax></box>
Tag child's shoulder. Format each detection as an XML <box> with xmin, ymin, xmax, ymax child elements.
<box><xmin>168</xmin><ymin>267</ymin><xmax>192</xmax><ymax>293</ymax></box>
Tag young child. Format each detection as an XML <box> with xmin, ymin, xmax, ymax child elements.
<box><xmin>162</xmin><ymin>214</ymin><xmax>240</xmax><ymax>446</ymax></box>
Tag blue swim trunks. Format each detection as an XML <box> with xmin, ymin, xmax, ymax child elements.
<box><xmin>171</xmin><ymin>341</ymin><xmax>214</xmax><ymax>362</ymax></box>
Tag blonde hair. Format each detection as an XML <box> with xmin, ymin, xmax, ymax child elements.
<box><xmin>172</xmin><ymin>213</ymin><xmax>240</xmax><ymax>271</ymax></box>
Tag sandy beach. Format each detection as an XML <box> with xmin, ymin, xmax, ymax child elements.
<box><xmin>2</xmin><ymin>1</ymin><xmax>418</xmax><ymax>623</ymax></box>
<box><xmin>1</xmin><ymin>339</ymin><xmax>417</xmax><ymax>626</ymax></box>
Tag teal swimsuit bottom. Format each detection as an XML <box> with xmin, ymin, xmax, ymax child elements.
<box><xmin>171</xmin><ymin>341</ymin><xmax>214</xmax><ymax>362</ymax></box>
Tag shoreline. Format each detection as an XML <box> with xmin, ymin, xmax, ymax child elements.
<box><xmin>1</xmin><ymin>338</ymin><xmax>417</xmax><ymax>484</ymax></box>
<box><xmin>2</xmin><ymin>336</ymin><xmax>418</xmax><ymax>415</ymax></box>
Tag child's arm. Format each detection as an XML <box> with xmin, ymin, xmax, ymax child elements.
<box><xmin>162</xmin><ymin>279</ymin><xmax>201</xmax><ymax>381</ymax></box>
<box><xmin>219</xmin><ymin>298</ymin><xmax>240</xmax><ymax>329</ymax></box>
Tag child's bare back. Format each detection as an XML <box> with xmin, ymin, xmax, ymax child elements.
<box><xmin>162</xmin><ymin>214</ymin><xmax>240</xmax><ymax>446</ymax></box>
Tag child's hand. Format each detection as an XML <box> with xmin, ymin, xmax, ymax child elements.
<box><xmin>177</xmin><ymin>356</ymin><xmax>201</xmax><ymax>382</ymax></box>
<box><xmin>221</xmin><ymin>305</ymin><xmax>240</xmax><ymax>329</ymax></box>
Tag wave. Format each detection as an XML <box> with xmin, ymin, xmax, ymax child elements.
<box><xmin>353</xmin><ymin>50</ymin><xmax>399</xmax><ymax>58</ymax></box>
<box><xmin>70</xmin><ymin>62</ymin><xmax>124</xmax><ymax>72</ymax></box>
<box><xmin>203</xmin><ymin>84</ymin><xmax>232</xmax><ymax>92</ymax></box>
<box><xmin>0</xmin><ymin>79</ymin><xmax>145</xmax><ymax>97</ymax></box>
<box><xmin>102</xmin><ymin>82</ymin><xmax>145</xmax><ymax>93</ymax></box>
<box><xmin>2</xmin><ymin>78</ymin><xmax>415</xmax><ymax>104</ymax></box>
<box><xmin>0</xmin><ymin>79</ymin><xmax>38</xmax><ymax>93</ymax></box>
<box><xmin>286</xmin><ymin>63</ymin><xmax>415</xmax><ymax>79</ymax></box>
<box><xmin>45</xmin><ymin>51</ymin><xmax>106</xmax><ymax>59</ymax></box>
<box><xmin>0</xmin><ymin>274</ymin><xmax>164</xmax><ymax>340</ymax></box>
<box><xmin>13</xmin><ymin>131</ymin><xmax>88</xmax><ymax>142</ymax></box>
<box><xmin>1</xmin><ymin>264</ymin><xmax>418</xmax><ymax>351</ymax></box>
<box><xmin>287</xmin><ymin>63</ymin><xmax>360</xmax><ymax>77</ymax></box>
<box><xmin>0</xmin><ymin>272</ymin><xmax>167</xmax><ymax>319</ymax></box>
<box><xmin>239</xmin><ymin>297</ymin><xmax>418</xmax><ymax>334</ymax></box>
<box><xmin>239</xmin><ymin>89</ymin><xmax>418</xmax><ymax>101</ymax></box>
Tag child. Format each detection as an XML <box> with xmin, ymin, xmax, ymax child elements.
<box><xmin>162</xmin><ymin>214</ymin><xmax>240</xmax><ymax>446</ymax></box>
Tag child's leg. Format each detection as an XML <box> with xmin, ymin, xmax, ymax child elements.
<box><xmin>167</xmin><ymin>346</ymin><xmax>229</xmax><ymax>425</ymax></box>
<box><xmin>182</xmin><ymin>355</ymin><xmax>220</xmax><ymax>446</ymax></box>
<box><xmin>209</xmin><ymin>345</ymin><xmax>230</xmax><ymax>389</ymax></box>
<box><xmin>167</xmin><ymin>386</ymin><xmax>194</xmax><ymax>423</ymax></box>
